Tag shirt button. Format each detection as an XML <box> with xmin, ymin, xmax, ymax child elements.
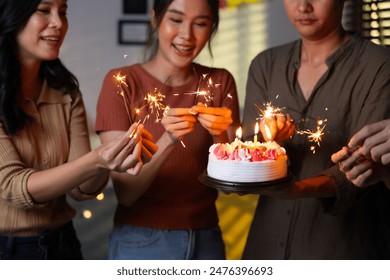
<box><xmin>42</xmin><ymin>159</ymin><xmax>48</xmax><ymax>165</ymax></box>
<box><xmin>286</xmin><ymin>210</ymin><xmax>291</xmax><ymax>215</ymax></box>
<box><xmin>279</xmin><ymin>242</ymin><xmax>285</xmax><ymax>248</ymax></box>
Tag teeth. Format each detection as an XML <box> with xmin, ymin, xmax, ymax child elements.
<box><xmin>175</xmin><ymin>45</ymin><xmax>191</xmax><ymax>52</ymax></box>
<box><xmin>42</xmin><ymin>37</ymin><xmax>59</xmax><ymax>42</ymax></box>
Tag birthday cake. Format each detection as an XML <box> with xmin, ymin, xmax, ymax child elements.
<box><xmin>207</xmin><ymin>140</ymin><xmax>288</xmax><ymax>183</ymax></box>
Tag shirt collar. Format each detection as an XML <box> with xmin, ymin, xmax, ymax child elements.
<box><xmin>291</xmin><ymin>35</ymin><xmax>357</xmax><ymax>69</ymax></box>
<box><xmin>31</xmin><ymin>80</ymin><xmax>73</xmax><ymax>105</ymax></box>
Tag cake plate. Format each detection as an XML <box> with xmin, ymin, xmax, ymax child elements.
<box><xmin>198</xmin><ymin>170</ymin><xmax>293</xmax><ymax>195</ymax></box>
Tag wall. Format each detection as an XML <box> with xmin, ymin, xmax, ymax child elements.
<box><xmin>63</xmin><ymin>0</ymin><xmax>299</xmax><ymax>260</ymax></box>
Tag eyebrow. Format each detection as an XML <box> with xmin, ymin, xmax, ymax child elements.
<box><xmin>166</xmin><ymin>8</ymin><xmax>212</xmax><ymax>20</ymax></box>
<box><xmin>39</xmin><ymin>1</ymin><xmax>68</xmax><ymax>8</ymax></box>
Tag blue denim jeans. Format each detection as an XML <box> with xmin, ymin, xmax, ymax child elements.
<box><xmin>0</xmin><ymin>221</ymin><xmax>83</xmax><ymax>260</ymax></box>
<box><xmin>108</xmin><ymin>224</ymin><xmax>226</xmax><ymax>260</ymax></box>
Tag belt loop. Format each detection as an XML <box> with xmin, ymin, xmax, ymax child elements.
<box><xmin>7</xmin><ymin>236</ymin><xmax>15</xmax><ymax>251</ymax></box>
<box><xmin>38</xmin><ymin>233</ymin><xmax>49</xmax><ymax>260</ymax></box>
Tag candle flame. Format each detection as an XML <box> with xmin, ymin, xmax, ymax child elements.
<box><xmin>236</xmin><ymin>127</ymin><xmax>242</xmax><ymax>140</ymax></box>
<box><xmin>264</xmin><ymin>124</ymin><xmax>272</xmax><ymax>141</ymax></box>
<box><xmin>254</xmin><ymin>122</ymin><xmax>259</xmax><ymax>134</ymax></box>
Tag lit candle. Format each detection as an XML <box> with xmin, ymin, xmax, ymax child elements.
<box><xmin>264</xmin><ymin>123</ymin><xmax>272</xmax><ymax>142</ymax></box>
<box><xmin>254</xmin><ymin>122</ymin><xmax>259</xmax><ymax>146</ymax></box>
<box><xmin>236</xmin><ymin>127</ymin><xmax>242</xmax><ymax>149</ymax></box>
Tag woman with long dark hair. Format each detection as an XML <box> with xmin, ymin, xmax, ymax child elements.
<box><xmin>0</xmin><ymin>0</ymin><xmax>157</xmax><ymax>260</ymax></box>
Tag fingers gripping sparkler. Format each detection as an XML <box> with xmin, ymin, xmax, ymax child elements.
<box><xmin>113</xmin><ymin>72</ymin><xmax>185</xmax><ymax>147</ymax></box>
<box><xmin>255</xmin><ymin>102</ymin><xmax>327</xmax><ymax>153</ymax></box>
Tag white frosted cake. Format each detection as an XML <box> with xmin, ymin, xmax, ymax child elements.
<box><xmin>207</xmin><ymin>140</ymin><xmax>288</xmax><ymax>183</ymax></box>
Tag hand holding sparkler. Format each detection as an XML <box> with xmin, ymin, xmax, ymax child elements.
<box><xmin>255</xmin><ymin>102</ymin><xmax>295</xmax><ymax>142</ymax></box>
<box><xmin>192</xmin><ymin>103</ymin><xmax>233</xmax><ymax>138</ymax></box>
<box><xmin>160</xmin><ymin>107</ymin><xmax>197</xmax><ymax>144</ymax></box>
<box><xmin>139</xmin><ymin>126</ymin><xmax>159</xmax><ymax>165</ymax></box>
<box><xmin>260</xmin><ymin>114</ymin><xmax>295</xmax><ymax>142</ymax></box>
<box><xmin>95</xmin><ymin>123</ymin><xmax>144</xmax><ymax>175</ymax></box>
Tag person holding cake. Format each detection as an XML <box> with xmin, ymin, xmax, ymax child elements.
<box><xmin>331</xmin><ymin>119</ymin><xmax>390</xmax><ymax>190</ymax></box>
<box><xmin>241</xmin><ymin>0</ymin><xmax>390</xmax><ymax>259</ymax></box>
<box><xmin>96</xmin><ymin>0</ymin><xmax>240</xmax><ymax>259</ymax></box>
<box><xmin>0</xmin><ymin>0</ymin><xmax>157</xmax><ymax>260</ymax></box>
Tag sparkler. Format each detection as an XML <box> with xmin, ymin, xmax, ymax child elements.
<box><xmin>134</xmin><ymin>88</ymin><xmax>168</xmax><ymax>123</ymax></box>
<box><xmin>113</xmin><ymin>71</ymin><xmax>186</xmax><ymax>147</ymax></box>
<box><xmin>183</xmin><ymin>67</ymin><xmax>230</xmax><ymax>106</ymax></box>
<box><xmin>255</xmin><ymin>102</ymin><xmax>327</xmax><ymax>152</ymax></box>
<box><xmin>184</xmin><ymin>73</ymin><xmax>215</xmax><ymax>105</ymax></box>
<box><xmin>113</xmin><ymin>72</ymin><xmax>171</xmax><ymax>124</ymax></box>
<box><xmin>255</xmin><ymin>102</ymin><xmax>285</xmax><ymax>120</ymax></box>
<box><xmin>113</xmin><ymin>72</ymin><xmax>133</xmax><ymax>123</ymax></box>
<box><xmin>296</xmin><ymin>119</ymin><xmax>327</xmax><ymax>154</ymax></box>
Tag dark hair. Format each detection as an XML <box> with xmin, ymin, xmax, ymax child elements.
<box><xmin>144</xmin><ymin>0</ymin><xmax>219</xmax><ymax>61</ymax></box>
<box><xmin>0</xmin><ymin>0</ymin><xmax>79</xmax><ymax>134</ymax></box>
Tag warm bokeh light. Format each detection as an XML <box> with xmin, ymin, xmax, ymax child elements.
<box><xmin>83</xmin><ymin>210</ymin><xmax>93</xmax><ymax>220</ymax></box>
<box><xmin>96</xmin><ymin>193</ymin><xmax>105</xmax><ymax>201</ymax></box>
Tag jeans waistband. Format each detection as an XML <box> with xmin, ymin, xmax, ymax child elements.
<box><xmin>0</xmin><ymin>221</ymin><xmax>74</xmax><ymax>246</ymax></box>
<box><xmin>0</xmin><ymin>221</ymin><xmax>80</xmax><ymax>260</ymax></box>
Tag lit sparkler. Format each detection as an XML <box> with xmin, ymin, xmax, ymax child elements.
<box><xmin>113</xmin><ymin>71</ymin><xmax>133</xmax><ymax>123</ymax></box>
<box><xmin>255</xmin><ymin>102</ymin><xmax>285</xmax><ymax>120</ymax></box>
<box><xmin>255</xmin><ymin>102</ymin><xmax>327</xmax><ymax>152</ymax></box>
<box><xmin>184</xmin><ymin>73</ymin><xmax>215</xmax><ymax>105</ymax></box>
<box><xmin>142</xmin><ymin>88</ymin><xmax>168</xmax><ymax>123</ymax></box>
<box><xmin>113</xmin><ymin>71</ymin><xmax>186</xmax><ymax>146</ymax></box>
<box><xmin>296</xmin><ymin>119</ymin><xmax>327</xmax><ymax>154</ymax></box>
<box><xmin>184</xmin><ymin>66</ymin><xmax>229</xmax><ymax>106</ymax></box>
<box><xmin>114</xmin><ymin>72</ymin><xmax>171</xmax><ymax>124</ymax></box>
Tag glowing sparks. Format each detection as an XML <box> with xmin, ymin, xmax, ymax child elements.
<box><xmin>113</xmin><ymin>72</ymin><xmax>128</xmax><ymax>87</ymax></box>
<box><xmin>113</xmin><ymin>72</ymin><xmax>132</xmax><ymax>123</ymax></box>
<box><xmin>254</xmin><ymin>102</ymin><xmax>329</xmax><ymax>153</ymax></box>
<box><xmin>296</xmin><ymin>120</ymin><xmax>327</xmax><ymax>154</ymax></box>
<box><xmin>113</xmin><ymin>71</ymin><xmax>171</xmax><ymax>125</ymax></box>
<box><xmin>255</xmin><ymin>102</ymin><xmax>285</xmax><ymax>120</ymax></box>
<box><xmin>143</xmin><ymin>89</ymin><xmax>167</xmax><ymax>123</ymax></box>
<box><xmin>184</xmin><ymin>72</ymin><xmax>219</xmax><ymax>105</ymax></box>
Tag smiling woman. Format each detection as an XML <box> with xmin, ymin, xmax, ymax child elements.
<box><xmin>95</xmin><ymin>0</ymin><xmax>240</xmax><ymax>260</ymax></box>
<box><xmin>0</xmin><ymin>0</ymin><xmax>156</xmax><ymax>260</ymax></box>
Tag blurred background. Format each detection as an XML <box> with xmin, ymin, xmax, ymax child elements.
<box><xmin>63</xmin><ymin>0</ymin><xmax>390</xmax><ymax>259</ymax></box>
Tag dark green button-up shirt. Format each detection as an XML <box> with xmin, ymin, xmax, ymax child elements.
<box><xmin>242</xmin><ymin>35</ymin><xmax>390</xmax><ymax>259</ymax></box>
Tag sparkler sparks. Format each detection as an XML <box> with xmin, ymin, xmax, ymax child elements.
<box><xmin>142</xmin><ymin>88</ymin><xmax>168</xmax><ymax>123</ymax></box>
<box><xmin>255</xmin><ymin>102</ymin><xmax>285</xmax><ymax>120</ymax></box>
<box><xmin>113</xmin><ymin>72</ymin><xmax>170</xmax><ymax>124</ymax></box>
<box><xmin>113</xmin><ymin>72</ymin><xmax>132</xmax><ymax>123</ymax></box>
<box><xmin>296</xmin><ymin>120</ymin><xmax>327</xmax><ymax>154</ymax></box>
<box><xmin>184</xmin><ymin>67</ymin><xmax>227</xmax><ymax>106</ymax></box>
<box><xmin>184</xmin><ymin>73</ymin><xmax>215</xmax><ymax>105</ymax></box>
<box><xmin>255</xmin><ymin>102</ymin><xmax>327</xmax><ymax>153</ymax></box>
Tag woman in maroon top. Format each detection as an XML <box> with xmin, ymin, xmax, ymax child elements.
<box><xmin>96</xmin><ymin>0</ymin><xmax>240</xmax><ymax>259</ymax></box>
